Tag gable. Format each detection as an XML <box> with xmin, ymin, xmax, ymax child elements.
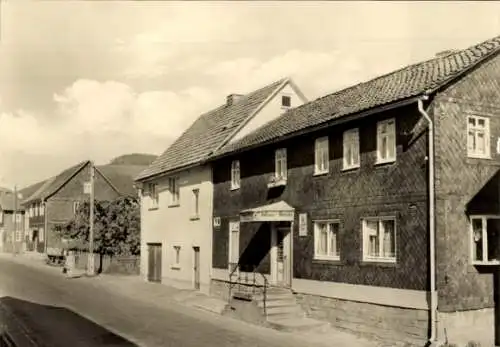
<box><xmin>228</xmin><ymin>82</ymin><xmax>307</xmax><ymax>144</ymax></box>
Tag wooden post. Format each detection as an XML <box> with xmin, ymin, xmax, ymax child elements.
<box><xmin>87</xmin><ymin>162</ymin><xmax>95</xmax><ymax>275</ymax></box>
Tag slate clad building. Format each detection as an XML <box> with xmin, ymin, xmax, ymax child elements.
<box><xmin>207</xmin><ymin>35</ymin><xmax>500</xmax><ymax>346</ymax></box>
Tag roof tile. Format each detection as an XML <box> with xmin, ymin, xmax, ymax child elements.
<box><xmin>135</xmin><ymin>78</ymin><xmax>289</xmax><ymax>181</ymax></box>
<box><xmin>216</xmin><ymin>35</ymin><xmax>500</xmax><ymax>156</ymax></box>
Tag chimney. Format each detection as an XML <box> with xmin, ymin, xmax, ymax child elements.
<box><xmin>226</xmin><ymin>94</ymin><xmax>243</xmax><ymax>106</ymax></box>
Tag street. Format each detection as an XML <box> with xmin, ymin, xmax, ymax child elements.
<box><xmin>0</xmin><ymin>256</ymin><xmax>373</xmax><ymax>347</ymax></box>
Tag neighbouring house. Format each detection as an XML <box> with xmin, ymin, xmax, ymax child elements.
<box><xmin>20</xmin><ymin>154</ymin><xmax>155</xmax><ymax>261</ymax></box>
<box><xmin>206</xmin><ymin>35</ymin><xmax>500</xmax><ymax>346</ymax></box>
<box><xmin>135</xmin><ymin>78</ymin><xmax>307</xmax><ymax>293</ymax></box>
<box><xmin>0</xmin><ymin>189</ymin><xmax>26</xmax><ymax>253</ymax></box>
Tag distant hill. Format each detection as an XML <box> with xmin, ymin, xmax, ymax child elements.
<box><xmin>108</xmin><ymin>153</ymin><xmax>157</xmax><ymax>166</ymax></box>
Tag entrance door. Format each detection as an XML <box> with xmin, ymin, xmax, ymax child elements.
<box><xmin>272</xmin><ymin>224</ymin><xmax>291</xmax><ymax>287</ymax></box>
<box><xmin>147</xmin><ymin>243</ymin><xmax>162</xmax><ymax>282</ymax></box>
<box><xmin>193</xmin><ymin>246</ymin><xmax>200</xmax><ymax>290</ymax></box>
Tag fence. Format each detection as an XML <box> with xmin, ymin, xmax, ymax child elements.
<box><xmin>71</xmin><ymin>251</ymin><xmax>140</xmax><ymax>275</ymax></box>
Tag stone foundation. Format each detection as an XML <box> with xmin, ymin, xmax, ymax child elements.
<box><xmin>294</xmin><ymin>293</ymin><xmax>428</xmax><ymax>346</ymax></box>
<box><xmin>436</xmin><ymin>308</ymin><xmax>494</xmax><ymax>347</ymax></box>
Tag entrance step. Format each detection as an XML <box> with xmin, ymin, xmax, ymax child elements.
<box><xmin>266</xmin><ymin>316</ymin><xmax>330</xmax><ymax>332</ymax></box>
<box><xmin>265</xmin><ymin>305</ymin><xmax>304</xmax><ymax>317</ymax></box>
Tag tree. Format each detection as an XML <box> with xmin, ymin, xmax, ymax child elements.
<box><xmin>55</xmin><ymin>196</ymin><xmax>141</xmax><ymax>263</ymax></box>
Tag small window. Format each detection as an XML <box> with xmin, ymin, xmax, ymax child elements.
<box><xmin>467</xmin><ymin>115</ymin><xmax>490</xmax><ymax>158</ymax></box>
<box><xmin>343</xmin><ymin>128</ymin><xmax>360</xmax><ymax>170</ymax></box>
<box><xmin>39</xmin><ymin>227</ymin><xmax>44</xmax><ymax>242</ymax></box>
<box><xmin>362</xmin><ymin>217</ymin><xmax>396</xmax><ymax>263</ymax></box>
<box><xmin>470</xmin><ymin>216</ymin><xmax>500</xmax><ymax>265</ymax></box>
<box><xmin>73</xmin><ymin>201</ymin><xmax>80</xmax><ymax>215</ymax></box>
<box><xmin>275</xmin><ymin>148</ymin><xmax>287</xmax><ymax>181</ymax></box>
<box><xmin>314</xmin><ymin>221</ymin><xmax>341</xmax><ymax>260</ymax></box>
<box><xmin>192</xmin><ymin>188</ymin><xmax>200</xmax><ymax>219</ymax></box>
<box><xmin>173</xmin><ymin>246</ymin><xmax>181</xmax><ymax>267</ymax></box>
<box><xmin>148</xmin><ymin>183</ymin><xmax>159</xmax><ymax>209</ymax></box>
<box><xmin>281</xmin><ymin>95</ymin><xmax>291</xmax><ymax>108</ymax></box>
<box><xmin>228</xmin><ymin>221</ymin><xmax>240</xmax><ymax>270</ymax></box>
<box><xmin>314</xmin><ymin>137</ymin><xmax>329</xmax><ymax>175</ymax></box>
<box><xmin>168</xmin><ymin>177</ymin><xmax>180</xmax><ymax>206</ymax></box>
<box><xmin>376</xmin><ymin>119</ymin><xmax>396</xmax><ymax>164</ymax></box>
<box><xmin>231</xmin><ymin>160</ymin><xmax>240</xmax><ymax>190</ymax></box>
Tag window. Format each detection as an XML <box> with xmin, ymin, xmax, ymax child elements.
<box><xmin>343</xmin><ymin>128</ymin><xmax>360</xmax><ymax>170</ymax></box>
<box><xmin>281</xmin><ymin>95</ymin><xmax>291</xmax><ymax>108</ymax></box>
<box><xmin>231</xmin><ymin>160</ymin><xmax>240</xmax><ymax>190</ymax></box>
<box><xmin>15</xmin><ymin>214</ymin><xmax>22</xmax><ymax>224</ymax></box>
<box><xmin>35</xmin><ymin>204</ymin><xmax>39</xmax><ymax>216</ymax></box>
<box><xmin>275</xmin><ymin>148</ymin><xmax>287</xmax><ymax>181</ymax></box>
<box><xmin>39</xmin><ymin>227</ymin><xmax>44</xmax><ymax>242</ymax></box>
<box><xmin>467</xmin><ymin>116</ymin><xmax>490</xmax><ymax>158</ymax></box>
<box><xmin>15</xmin><ymin>229</ymin><xmax>21</xmax><ymax>242</ymax></box>
<box><xmin>173</xmin><ymin>246</ymin><xmax>181</xmax><ymax>268</ymax></box>
<box><xmin>168</xmin><ymin>177</ymin><xmax>180</xmax><ymax>205</ymax></box>
<box><xmin>470</xmin><ymin>216</ymin><xmax>500</xmax><ymax>264</ymax></box>
<box><xmin>314</xmin><ymin>221</ymin><xmax>341</xmax><ymax>260</ymax></box>
<box><xmin>0</xmin><ymin>212</ymin><xmax>3</xmax><ymax>224</ymax></box>
<box><xmin>148</xmin><ymin>183</ymin><xmax>159</xmax><ymax>209</ymax></box>
<box><xmin>228</xmin><ymin>221</ymin><xmax>240</xmax><ymax>270</ymax></box>
<box><xmin>376</xmin><ymin>119</ymin><xmax>396</xmax><ymax>164</ymax></box>
<box><xmin>192</xmin><ymin>188</ymin><xmax>200</xmax><ymax>219</ymax></box>
<box><xmin>314</xmin><ymin>137</ymin><xmax>329</xmax><ymax>175</ymax></box>
<box><xmin>73</xmin><ymin>201</ymin><xmax>80</xmax><ymax>214</ymax></box>
<box><xmin>362</xmin><ymin>217</ymin><xmax>396</xmax><ymax>262</ymax></box>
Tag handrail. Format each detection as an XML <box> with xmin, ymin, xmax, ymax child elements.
<box><xmin>227</xmin><ymin>262</ymin><xmax>269</xmax><ymax>315</ymax></box>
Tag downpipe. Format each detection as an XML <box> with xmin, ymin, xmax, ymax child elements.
<box><xmin>418</xmin><ymin>96</ymin><xmax>438</xmax><ymax>345</ymax></box>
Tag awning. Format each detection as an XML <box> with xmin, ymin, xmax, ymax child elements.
<box><xmin>240</xmin><ymin>200</ymin><xmax>295</xmax><ymax>223</ymax></box>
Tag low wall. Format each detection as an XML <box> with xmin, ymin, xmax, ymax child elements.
<box><xmin>73</xmin><ymin>252</ymin><xmax>140</xmax><ymax>275</ymax></box>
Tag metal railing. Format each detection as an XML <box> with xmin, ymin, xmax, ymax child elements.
<box><xmin>228</xmin><ymin>263</ymin><xmax>269</xmax><ymax>314</ymax></box>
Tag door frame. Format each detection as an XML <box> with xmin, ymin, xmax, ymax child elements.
<box><xmin>193</xmin><ymin>246</ymin><xmax>201</xmax><ymax>290</ymax></box>
<box><xmin>270</xmin><ymin>222</ymin><xmax>292</xmax><ymax>287</ymax></box>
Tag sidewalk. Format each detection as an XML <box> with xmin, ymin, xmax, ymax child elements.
<box><xmin>1</xmin><ymin>253</ymin><xmax>393</xmax><ymax>347</ymax></box>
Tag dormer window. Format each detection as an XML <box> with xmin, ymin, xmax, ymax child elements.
<box><xmin>281</xmin><ymin>95</ymin><xmax>291</xmax><ymax>108</ymax></box>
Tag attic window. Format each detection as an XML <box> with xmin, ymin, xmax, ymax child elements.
<box><xmin>282</xmin><ymin>95</ymin><xmax>291</xmax><ymax>108</ymax></box>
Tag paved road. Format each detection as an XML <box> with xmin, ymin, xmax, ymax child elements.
<box><xmin>0</xmin><ymin>256</ymin><xmax>371</xmax><ymax>347</ymax></box>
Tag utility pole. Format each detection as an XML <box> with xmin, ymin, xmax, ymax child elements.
<box><xmin>87</xmin><ymin>161</ymin><xmax>95</xmax><ymax>276</ymax></box>
<box><xmin>12</xmin><ymin>185</ymin><xmax>17</xmax><ymax>256</ymax></box>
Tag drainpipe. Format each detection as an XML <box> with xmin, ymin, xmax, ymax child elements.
<box><xmin>418</xmin><ymin>95</ymin><xmax>438</xmax><ymax>345</ymax></box>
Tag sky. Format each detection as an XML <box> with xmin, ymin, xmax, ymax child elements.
<box><xmin>0</xmin><ymin>1</ymin><xmax>499</xmax><ymax>188</ymax></box>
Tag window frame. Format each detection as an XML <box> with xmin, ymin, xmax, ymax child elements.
<box><xmin>313</xmin><ymin>220</ymin><xmax>341</xmax><ymax>261</ymax></box>
<box><xmin>361</xmin><ymin>216</ymin><xmax>397</xmax><ymax>263</ymax></box>
<box><xmin>274</xmin><ymin>148</ymin><xmax>287</xmax><ymax>181</ymax></box>
<box><xmin>148</xmin><ymin>183</ymin><xmax>159</xmax><ymax>209</ymax></box>
<box><xmin>343</xmin><ymin>128</ymin><xmax>360</xmax><ymax>170</ymax></box>
<box><xmin>314</xmin><ymin>137</ymin><xmax>329</xmax><ymax>175</ymax></box>
<box><xmin>228</xmin><ymin>220</ymin><xmax>240</xmax><ymax>270</ymax></box>
<box><xmin>281</xmin><ymin>95</ymin><xmax>291</xmax><ymax>108</ymax></box>
<box><xmin>172</xmin><ymin>245</ymin><xmax>181</xmax><ymax>269</ymax></box>
<box><xmin>231</xmin><ymin>160</ymin><xmax>240</xmax><ymax>190</ymax></box>
<box><xmin>191</xmin><ymin>188</ymin><xmax>200</xmax><ymax>220</ymax></box>
<box><xmin>469</xmin><ymin>215</ymin><xmax>500</xmax><ymax>265</ymax></box>
<box><xmin>168</xmin><ymin>177</ymin><xmax>180</xmax><ymax>206</ymax></box>
<box><xmin>467</xmin><ymin>115</ymin><xmax>491</xmax><ymax>159</ymax></box>
<box><xmin>376</xmin><ymin>118</ymin><xmax>397</xmax><ymax>164</ymax></box>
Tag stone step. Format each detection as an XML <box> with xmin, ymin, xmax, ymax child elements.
<box><xmin>253</xmin><ymin>293</ymin><xmax>294</xmax><ymax>302</ymax></box>
<box><xmin>256</xmin><ymin>298</ymin><xmax>296</xmax><ymax>308</ymax></box>
<box><xmin>265</xmin><ymin>305</ymin><xmax>304</xmax><ymax>317</ymax></box>
<box><xmin>266</xmin><ymin>316</ymin><xmax>330</xmax><ymax>332</ymax></box>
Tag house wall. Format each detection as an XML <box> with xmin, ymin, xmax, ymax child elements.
<box><xmin>212</xmin><ymin>105</ymin><xmax>430</xmax><ymax>343</ymax></box>
<box><xmin>43</xmin><ymin>164</ymin><xmax>120</xmax><ymax>254</ymax></box>
<box><xmin>0</xmin><ymin>210</ymin><xmax>26</xmax><ymax>253</ymax></box>
<box><xmin>140</xmin><ymin>165</ymin><xmax>213</xmax><ymax>293</ymax></box>
<box><xmin>228</xmin><ymin>83</ymin><xmax>305</xmax><ymax>144</ymax></box>
<box><xmin>432</xmin><ymin>54</ymin><xmax>500</xmax><ymax>346</ymax></box>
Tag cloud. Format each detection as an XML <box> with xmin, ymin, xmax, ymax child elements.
<box><xmin>0</xmin><ymin>79</ymin><xmax>218</xmax><ymax>186</ymax></box>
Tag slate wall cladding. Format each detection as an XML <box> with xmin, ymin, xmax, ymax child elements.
<box><xmin>433</xmin><ymin>54</ymin><xmax>500</xmax><ymax>312</ymax></box>
<box><xmin>212</xmin><ymin>104</ymin><xmax>430</xmax><ymax>291</ymax></box>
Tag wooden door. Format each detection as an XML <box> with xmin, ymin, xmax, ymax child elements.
<box><xmin>193</xmin><ymin>247</ymin><xmax>200</xmax><ymax>290</ymax></box>
<box><xmin>147</xmin><ymin>243</ymin><xmax>162</xmax><ymax>282</ymax></box>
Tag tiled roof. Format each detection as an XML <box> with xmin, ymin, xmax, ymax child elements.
<box><xmin>18</xmin><ymin>181</ymin><xmax>46</xmax><ymax>201</ymax></box>
<box><xmin>22</xmin><ymin>161</ymin><xmax>89</xmax><ymax>204</ymax></box>
<box><xmin>215</xmin><ymin>35</ymin><xmax>500</xmax><ymax>157</ymax></box>
<box><xmin>135</xmin><ymin>78</ymin><xmax>290</xmax><ymax>181</ymax></box>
